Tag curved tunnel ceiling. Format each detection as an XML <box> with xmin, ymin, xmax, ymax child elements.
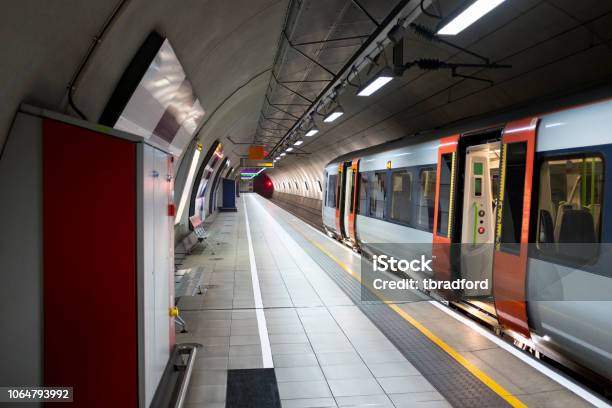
<box><xmin>265</xmin><ymin>0</ymin><xmax>612</xmax><ymax>199</ymax></box>
<box><xmin>0</xmin><ymin>0</ymin><xmax>289</xmax><ymax>167</ymax></box>
<box><xmin>2</xmin><ymin>0</ymin><xmax>612</xmax><ymax>202</ymax></box>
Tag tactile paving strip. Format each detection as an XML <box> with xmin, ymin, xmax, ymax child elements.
<box><xmin>281</xmin><ymin>225</ymin><xmax>511</xmax><ymax>408</ymax></box>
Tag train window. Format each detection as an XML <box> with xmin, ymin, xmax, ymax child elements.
<box><xmin>369</xmin><ymin>172</ymin><xmax>386</xmax><ymax>219</ymax></box>
<box><xmin>536</xmin><ymin>156</ymin><xmax>603</xmax><ymax>264</ymax></box>
<box><xmin>359</xmin><ymin>173</ymin><xmax>369</xmax><ymax>215</ymax></box>
<box><xmin>417</xmin><ymin>167</ymin><xmax>436</xmax><ymax>231</ymax></box>
<box><xmin>498</xmin><ymin>142</ymin><xmax>527</xmax><ymax>253</ymax></box>
<box><xmin>317</xmin><ymin>180</ymin><xmax>322</xmax><ymax>192</ymax></box>
<box><xmin>437</xmin><ymin>153</ymin><xmax>454</xmax><ymax>237</ymax></box>
<box><xmin>390</xmin><ymin>170</ymin><xmax>413</xmax><ymax>224</ymax></box>
<box><xmin>326</xmin><ymin>174</ymin><xmax>338</xmax><ymax>208</ymax></box>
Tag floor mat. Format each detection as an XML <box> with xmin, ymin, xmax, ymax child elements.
<box><xmin>226</xmin><ymin>368</ymin><xmax>281</xmax><ymax>408</ymax></box>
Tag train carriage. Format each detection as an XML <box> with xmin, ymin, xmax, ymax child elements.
<box><xmin>322</xmin><ymin>98</ymin><xmax>612</xmax><ymax>383</ymax></box>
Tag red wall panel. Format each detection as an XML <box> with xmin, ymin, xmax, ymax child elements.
<box><xmin>43</xmin><ymin>119</ymin><xmax>138</xmax><ymax>407</ymax></box>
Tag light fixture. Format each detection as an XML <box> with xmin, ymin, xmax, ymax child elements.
<box><xmin>323</xmin><ymin>105</ymin><xmax>344</xmax><ymax>123</ymax></box>
<box><xmin>437</xmin><ymin>0</ymin><xmax>505</xmax><ymax>36</ymax></box>
<box><xmin>280</xmin><ymin>152</ymin><xmax>286</xmax><ymax>156</ymax></box>
<box><xmin>305</xmin><ymin>126</ymin><xmax>319</xmax><ymax>137</ymax></box>
<box><xmin>285</xmin><ymin>147</ymin><xmax>294</xmax><ymax>152</ymax></box>
<box><xmin>275</xmin><ymin>156</ymin><xmax>281</xmax><ymax>160</ymax></box>
<box><xmin>175</xmin><ymin>145</ymin><xmax>201</xmax><ymax>225</ymax></box>
<box><xmin>294</xmin><ymin>140</ymin><xmax>304</xmax><ymax>146</ymax></box>
<box><xmin>357</xmin><ymin>67</ymin><xmax>394</xmax><ymax>96</ymax></box>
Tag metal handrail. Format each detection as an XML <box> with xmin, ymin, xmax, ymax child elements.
<box><xmin>174</xmin><ymin>343</ymin><xmax>201</xmax><ymax>408</ymax></box>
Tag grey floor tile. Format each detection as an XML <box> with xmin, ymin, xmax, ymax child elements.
<box><xmin>191</xmin><ymin>336</ymin><xmax>229</xmax><ymax>346</ymax></box>
<box><xmin>359</xmin><ymin>350</ymin><xmax>405</xmax><ymax>365</ymax></box>
<box><xmin>192</xmin><ymin>326</ymin><xmax>231</xmax><ymax>337</ymax></box>
<box><xmin>184</xmin><ymin>403</ymin><xmax>225</xmax><ymax>408</ymax></box>
<box><xmin>229</xmin><ymin>355</ymin><xmax>263</xmax><ymax>369</ymax></box>
<box><xmin>316</xmin><ymin>352</ymin><xmax>363</xmax><ymax>366</ymax></box>
<box><xmin>321</xmin><ymin>363</ymin><xmax>373</xmax><ymax>380</ymax></box>
<box><xmin>276</xmin><ymin>366</ymin><xmax>326</xmax><ymax>382</ymax></box>
<box><xmin>388</xmin><ymin>391</ymin><xmax>446</xmax><ymax>407</ymax></box>
<box><xmin>278</xmin><ymin>380</ymin><xmax>332</xmax><ymax>399</ymax></box>
<box><xmin>229</xmin><ymin>335</ymin><xmax>261</xmax><ymax>346</ymax></box>
<box><xmin>185</xmin><ymin>384</ymin><xmax>226</xmax><ymax>404</ymax></box>
<box><xmin>229</xmin><ymin>344</ymin><xmax>262</xmax><ymax>357</ymax></box>
<box><xmin>270</xmin><ymin>333</ymin><xmax>310</xmax><ymax>344</ymax></box>
<box><xmin>281</xmin><ymin>397</ymin><xmax>337</xmax><ymax>408</ymax></box>
<box><xmin>335</xmin><ymin>394</ymin><xmax>394</xmax><ymax>408</ymax></box>
<box><xmin>272</xmin><ymin>342</ymin><xmax>314</xmax><ymax>355</ymax></box>
<box><xmin>367</xmin><ymin>362</ymin><xmax>420</xmax><ymax>378</ymax></box>
<box><xmin>327</xmin><ymin>378</ymin><xmax>383</xmax><ymax>397</ymax></box>
<box><xmin>268</xmin><ymin>324</ymin><xmax>306</xmax><ymax>335</ymax></box>
<box><xmin>194</xmin><ymin>357</ymin><xmax>229</xmax><ymax>370</ymax></box>
<box><xmin>190</xmin><ymin>369</ymin><xmax>227</xmax><ymax>386</ymax></box>
<box><xmin>201</xmin><ymin>320</ymin><xmax>232</xmax><ymax>329</ymax></box>
<box><xmin>229</xmin><ymin>325</ymin><xmax>260</xmax><ymax>335</ymax></box>
<box><xmin>273</xmin><ymin>353</ymin><xmax>319</xmax><ymax>368</ymax></box>
<box><xmin>377</xmin><ymin>376</ymin><xmax>435</xmax><ymax>394</ymax></box>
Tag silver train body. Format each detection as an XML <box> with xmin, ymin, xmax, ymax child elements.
<box><xmin>322</xmin><ymin>98</ymin><xmax>612</xmax><ymax>383</ymax></box>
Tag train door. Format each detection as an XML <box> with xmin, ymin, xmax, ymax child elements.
<box><xmin>492</xmin><ymin>118</ymin><xmax>537</xmax><ymax>339</ymax></box>
<box><xmin>342</xmin><ymin>160</ymin><xmax>359</xmax><ymax>245</ymax></box>
<box><xmin>432</xmin><ymin>136</ymin><xmax>460</xmax><ymax>285</ymax></box>
<box><xmin>335</xmin><ymin>163</ymin><xmax>344</xmax><ymax>236</ymax></box>
<box><xmin>342</xmin><ymin>163</ymin><xmax>353</xmax><ymax>238</ymax></box>
<box><xmin>459</xmin><ymin>142</ymin><xmax>500</xmax><ymax>298</ymax></box>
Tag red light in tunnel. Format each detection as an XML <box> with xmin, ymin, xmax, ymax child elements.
<box><xmin>266</xmin><ymin>180</ymin><xmax>272</xmax><ymax>188</ymax></box>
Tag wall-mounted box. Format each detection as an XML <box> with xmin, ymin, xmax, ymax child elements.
<box><xmin>0</xmin><ymin>105</ymin><xmax>175</xmax><ymax>407</ymax></box>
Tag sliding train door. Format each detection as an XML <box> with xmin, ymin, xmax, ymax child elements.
<box><xmin>493</xmin><ymin>118</ymin><xmax>538</xmax><ymax>338</ymax></box>
<box><xmin>343</xmin><ymin>160</ymin><xmax>359</xmax><ymax>245</ymax></box>
<box><xmin>335</xmin><ymin>160</ymin><xmax>359</xmax><ymax>244</ymax></box>
<box><xmin>432</xmin><ymin>136</ymin><xmax>460</xmax><ymax>285</ymax></box>
<box><xmin>335</xmin><ymin>163</ymin><xmax>344</xmax><ymax>236</ymax></box>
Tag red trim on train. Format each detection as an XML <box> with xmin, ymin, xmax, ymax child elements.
<box><xmin>432</xmin><ymin>135</ymin><xmax>459</xmax><ymax>283</ymax></box>
<box><xmin>347</xmin><ymin>159</ymin><xmax>359</xmax><ymax>245</ymax></box>
<box><xmin>335</xmin><ymin>163</ymin><xmax>343</xmax><ymax>235</ymax></box>
<box><xmin>493</xmin><ymin>118</ymin><xmax>538</xmax><ymax>339</ymax></box>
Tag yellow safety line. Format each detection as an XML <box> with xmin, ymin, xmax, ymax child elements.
<box><xmin>448</xmin><ymin>151</ymin><xmax>457</xmax><ymax>237</ymax></box>
<box><xmin>495</xmin><ymin>144</ymin><xmax>507</xmax><ymax>251</ymax></box>
<box><xmin>289</xmin><ymin>222</ymin><xmax>527</xmax><ymax>408</ymax></box>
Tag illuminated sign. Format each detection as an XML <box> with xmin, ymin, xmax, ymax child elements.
<box><xmin>240</xmin><ymin>158</ymin><xmax>274</xmax><ymax>168</ymax></box>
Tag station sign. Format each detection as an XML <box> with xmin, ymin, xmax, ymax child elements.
<box><xmin>240</xmin><ymin>158</ymin><xmax>274</xmax><ymax>168</ymax></box>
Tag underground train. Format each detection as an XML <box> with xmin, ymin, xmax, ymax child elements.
<box><xmin>322</xmin><ymin>98</ymin><xmax>612</xmax><ymax>384</ymax></box>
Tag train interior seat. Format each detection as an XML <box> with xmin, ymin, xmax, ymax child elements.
<box><xmin>538</xmin><ymin>157</ymin><xmax>601</xmax><ymax>263</ymax></box>
<box><xmin>558</xmin><ymin>209</ymin><xmax>597</xmax><ymax>262</ymax></box>
<box><xmin>554</xmin><ymin>171</ymin><xmax>582</xmax><ymax>243</ymax></box>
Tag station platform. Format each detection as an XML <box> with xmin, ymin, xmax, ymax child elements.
<box><xmin>176</xmin><ymin>194</ymin><xmax>605</xmax><ymax>408</ymax></box>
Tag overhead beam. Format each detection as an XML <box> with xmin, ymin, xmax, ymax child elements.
<box><xmin>269</xmin><ymin>0</ymin><xmax>430</xmax><ymax>157</ymax></box>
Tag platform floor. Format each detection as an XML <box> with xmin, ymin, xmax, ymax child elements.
<box><xmin>176</xmin><ymin>194</ymin><xmax>603</xmax><ymax>408</ymax></box>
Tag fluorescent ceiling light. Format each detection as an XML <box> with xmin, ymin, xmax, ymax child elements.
<box><xmin>437</xmin><ymin>0</ymin><xmax>505</xmax><ymax>36</ymax></box>
<box><xmin>174</xmin><ymin>146</ymin><xmax>200</xmax><ymax>225</ymax></box>
<box><xmin>275</xmin><ymin>156</ymin><xmax>281</xmax><ymax>160</ymax></box>
<box><xmin>357</xmin><ymin>68</ymin><xmax>393</xmax><ymax>96</ymax></box>
<box><xmin>323</xmin><ymin>107</ymin><xmax>344</xmax><ymax>123</ymax></box>
<box><xmin>305</xmin><ymin>128</ymin><xmax>319</xmax><ymax>137</ymax></box>
<box><xmin>294</xmin><ymin>140</ymin><xmax>304</xmax><ymax>146</ymax></box>
<box><xmin>286</xmin><ymin>147</ymin><xmax>293</xmax><ymax>152</ymax></box>
<box><xmin>280</xmin><ymin>152</ymin><xmax>286</xmax><ymax>156</ymax></box>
